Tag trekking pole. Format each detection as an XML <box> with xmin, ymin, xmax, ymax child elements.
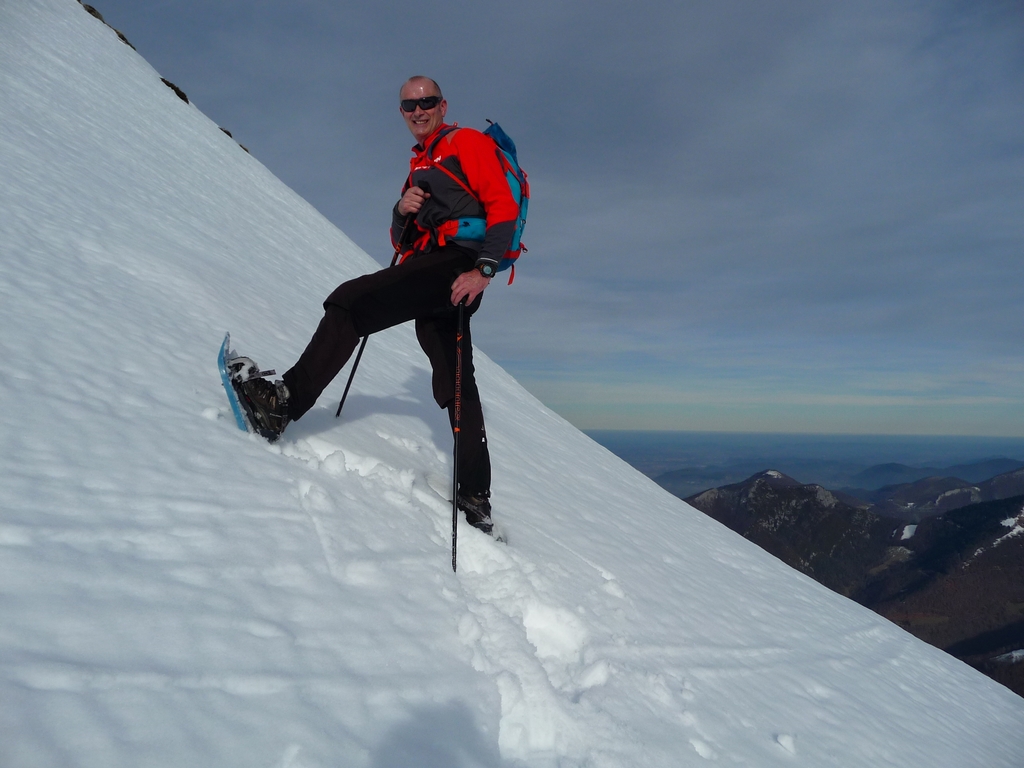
<box><xmin>334</xmin><ymin>209</ymin><xmax>416</xmax><ymax>419</ymax></box>
<box><xmin>334</xmin><ymin>335</ymin><xmax>369</xmax><ymax>418</ymax></box>
<box><xmin>452</xmin><ymin>299</ymin><xmax>465</xmax><ymax>572</ymax></box>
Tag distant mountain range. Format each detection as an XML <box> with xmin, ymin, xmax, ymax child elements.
<box><xmin>845</xmin><ymin>458</ymin><xmax>1024</xmax><ymax>488</ymax></box>
<box><xmin>654</xmin><ymin>457</ymin><xmax>1024</xmax><ymax>501</ymax></box>
<box><xmin>684</xmin><ymin>470</ymin><xmax>1024</xmax><ymax>697</ymax></box>
<box><xmin>842</xmin><ymin>466</ymin><xmax>1024</xmax><ymax>522</ymax></box>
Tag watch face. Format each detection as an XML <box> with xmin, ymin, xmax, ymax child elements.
<box><xmin>480</xmin><ymin>265</ymin><xmax>495</xmax><ymax>278</ymax></box>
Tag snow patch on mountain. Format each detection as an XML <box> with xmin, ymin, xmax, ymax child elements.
<box><xmin>972</xmin><ymin>506</ymin><xmax>1024</xmax><ymax>560</ymax></box>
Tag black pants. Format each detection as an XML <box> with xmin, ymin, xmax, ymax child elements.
<box><xmin>281</xmin><ymin>245</ymin><xmax>491</xmax><ymax>495</ymax></box>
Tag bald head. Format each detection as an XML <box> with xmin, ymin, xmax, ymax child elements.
<box><xmin>400</xmin><ymin>76</ymin><xmax>442</xmax><ymax>100</ymax></box>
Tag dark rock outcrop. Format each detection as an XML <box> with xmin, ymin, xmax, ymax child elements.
<box><xmin>161</xmin><ymin>78</ymin><xmax>189</xmax><ymax>104</ymax></box>
<box><xmin>78</xmin><ymin>1</ymin><xmax>135</xmax><ymax>50</ymax></box>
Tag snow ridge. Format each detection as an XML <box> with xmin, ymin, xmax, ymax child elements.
<box><xmin>2</xmin><ymin>2</ymin><xmax>1023</xmax><ymax>766</ymax></box>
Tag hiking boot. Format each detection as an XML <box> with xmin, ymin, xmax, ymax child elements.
<box><xmin>239</xmin><ymin>377</ymin><xmax>290</xmax><ymax>442</ymax></box>
<box><xmin>457</xmin><ymin>492</ymin><xmax>493</xmax><ymax>535</ymax></box>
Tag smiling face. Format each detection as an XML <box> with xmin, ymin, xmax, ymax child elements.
<box><xmin>399</xmin><ymin>77</ymin><xmax>447</xmax><ymax>145</ymax></box>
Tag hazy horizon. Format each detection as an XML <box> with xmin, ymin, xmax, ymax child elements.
<box><xmin>585</xmin><ymin>428</ymin><xmax>1024</xmax><ymax>487</ymax></box>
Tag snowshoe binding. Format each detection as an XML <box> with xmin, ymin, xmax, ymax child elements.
<box><xmin>218</xmin><ymin>334</ymin><xmax>290</xmax><ymax>442</ymax></box>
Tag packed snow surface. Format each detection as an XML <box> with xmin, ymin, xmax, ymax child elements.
<box><xmin>2</xmin><ymin>2</ymin><xmax>1023</xmax><ymax>766</ymax></box>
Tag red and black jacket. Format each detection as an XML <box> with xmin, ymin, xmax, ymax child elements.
<box><xmin>391</xmin><ymin>122</ymin><xmax>519</xmax><ymax>274</ymax></box>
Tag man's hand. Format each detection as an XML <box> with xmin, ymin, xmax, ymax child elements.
<box><xmin>451</xmin><ymin>268</ymin><xmax>491</xmax><ymax>306</ymax></box>
<box><xmin>397</xmin><ymin>186</ymin><xmax>430</xmax><ymax>216</ymax></box>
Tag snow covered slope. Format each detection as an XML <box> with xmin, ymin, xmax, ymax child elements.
<box><xmin>2</xmin><ymin>2</ymin><xmax>1022</xmax><ymax>766</ymax></box>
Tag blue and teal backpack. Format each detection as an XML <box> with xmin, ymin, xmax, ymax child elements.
<box><xmin>436</xmin><ymin>121</ymin><xmax>529</xmax><ymax>282</ymax></box>
<box><xmin>482</xmin><ymin>120</ymin><xmax>529</xmax><ymax>281</ymax></box>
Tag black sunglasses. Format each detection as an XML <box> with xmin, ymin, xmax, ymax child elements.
<box><xmin>401</xmin><ymin>96</ymin><xmax>442</xmax><ymax>113</ymax></box>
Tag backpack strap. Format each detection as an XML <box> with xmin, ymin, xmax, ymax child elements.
<box><xmin>423</xmin><ymin>152</ymin><xmax>478</xmax><ymax>204</ymax></box>
<box><xmin>425</xmin><ymin>124</ymin><xmax>460</xmax><ymax>157</ymax></box>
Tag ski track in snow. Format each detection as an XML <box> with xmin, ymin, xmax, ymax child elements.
<box><xmin>3</xmin><ymin>2</ymin><xmax>1024</xmax><ymax>767</ymax></box>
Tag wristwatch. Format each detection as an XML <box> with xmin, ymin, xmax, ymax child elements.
<box><xmin>477</xmin><ymin>263</ymin><xmax>496</xmax><ymax>279</ymax></box>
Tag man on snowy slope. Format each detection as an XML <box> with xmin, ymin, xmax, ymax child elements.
<box><xmin>241</xmin><ymin>76</ymin><xmax>519</xmax><ymax>535</ymax></box>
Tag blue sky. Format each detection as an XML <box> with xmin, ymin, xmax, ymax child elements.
<box><xmin>90</xmin><ymin>0</ymin><xmax>1024</xmax><ymax>435</ymax></box>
